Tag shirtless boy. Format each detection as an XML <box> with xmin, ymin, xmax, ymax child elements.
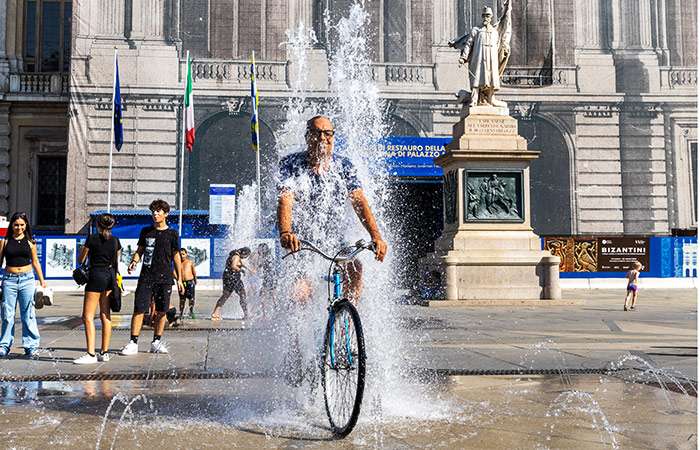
<box><xmin>178</xmin><ymin>248</ymin><xmax>197</xmax><ymax>320</ymax></box>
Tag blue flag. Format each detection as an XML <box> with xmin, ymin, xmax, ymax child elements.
<box><xmin>113</xmin><ymin>55</ymin><xmax>123</xmax><ymax>151</ymax></box>
<box><xmin>250</xmin><ymin>52</ymin><xmax>259</xmax><ymax>152</ymax></box>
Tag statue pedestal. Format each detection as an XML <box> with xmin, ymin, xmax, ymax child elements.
<box><xmin>424</xmin><ymin>111</ymin><xmax>561</xmax><ymax>301</ymax></box>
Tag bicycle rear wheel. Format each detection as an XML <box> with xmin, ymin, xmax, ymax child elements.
<box><xmin>321</xmin><ymin>300</ymin><xmax>366</xmax><ymax>438</ymax></box>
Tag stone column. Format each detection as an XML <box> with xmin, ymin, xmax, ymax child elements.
<box><xmin>432</xmin><ymin>0</ymin><xmax>461</xmax><ymax>92</ymax></box>
<box><xmin>129</xmin><ymin>0</ymin><xmax>167</xmax><ymax>40</ymax></box>
<box><xmin>0</xmin><ymin>104</ymin><xmax>10</xmax><ymax>215</ymax></box>
<box><xmin>613</xmin><ymin>0</ymin><xmax>660</xmax><ymax>93</ymax></box>
<box><xmin>432</xmin><ymin>0</ymin><xmax>456</xmax><ymax>45</ymax></box>
<box><xmin>656</xmin><ymin>0</ymin><xmax>670</xmax><ymax>65</ymax></box>
<box><xmin>287</xmin><ymin>0</ymin><xmax>328</xmax><ymax>91</ymax></box>
<box><xmin>4</xmin><ymin>0</ymin><xmax>18</xmax><ymax>71</ymax></box>
<box><xmin>95</xmin><ymin>0</ymin><xmax>126</xmax><ymax>37</ymax></box>
<box><xmin>0</xmin><ymin>0</ymin><xmax>8</xmax><ymax>91</ymax></box>
<box><xmin>574</xmin><ymin>0</ymin><xmax>616</xmax><ymax>92</ymax></box>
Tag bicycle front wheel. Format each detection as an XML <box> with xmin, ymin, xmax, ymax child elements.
<box><xmin>321</xmin><ymin>299</ymin><xmax>366</xmax><ymax>438</ymax></box>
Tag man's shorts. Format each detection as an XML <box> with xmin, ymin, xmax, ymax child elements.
<box><xmin>180</xmin><ymin>280</ymin><xmax>195</xmax><ymax>299</ymax></box>
<box><xmin>134</xmin><ymin>280</ymin><xmax>172</xmax><ymax>313</ymax></box>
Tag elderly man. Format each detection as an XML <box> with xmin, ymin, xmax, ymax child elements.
<box><xmin>449</xmin><ymin>1</ymin><xmax>512</xmax><ymax>107</ymax></box>
<box><xmin>277</xmin><ymin>115</ymin><xmax>388</xmax><ymax>302</ymax></box>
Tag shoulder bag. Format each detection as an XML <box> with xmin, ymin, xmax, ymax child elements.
<box><xmin>109</xmin><ymin>238</ymin><xmax>123</xmax><ymax>312</ymax></box>
<box><xmin>73</xmin><ymin>236</ymin><xmax>90</xmax><ymax>285</ymax></box>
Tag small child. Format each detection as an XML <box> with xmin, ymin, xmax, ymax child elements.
<box><xmin>178</xmin><ymin>248</ymin><xmax>197</xmax><ymax>320</ymax></box>
<box><xmin>623</xmin><ymin>261</ymin><xmax>643</xmax><ymax>311</ymax></box>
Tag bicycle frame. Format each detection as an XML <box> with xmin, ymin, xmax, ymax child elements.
<box><xmin>283</xmin><ymin>240</ymin><xmax>373</xmax><ymax>369</ymax></box>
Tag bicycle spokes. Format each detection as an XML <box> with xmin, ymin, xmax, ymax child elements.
<box><xmin>322</xmin><ymin>301</ymin><xmax>366</xmax><ymax>437</ymax></box>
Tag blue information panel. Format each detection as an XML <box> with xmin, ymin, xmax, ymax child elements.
<box><xmin>381</xmin><ymin>136</ymin><xmax>452</xmax><ymax>177</ymax></box>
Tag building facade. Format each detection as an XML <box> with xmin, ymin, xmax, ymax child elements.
<box><xmin>0</xmin><ymin>0</ymin><xmax>696</xmax><ymax>242</ymax></box>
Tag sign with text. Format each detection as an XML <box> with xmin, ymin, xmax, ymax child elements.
<box><xmin>380</xmin><ymin>136</ymin><xmax>451</xmax><ymax>177</ymax></box>
<box><xmin>209</xmin><ymin>184</ymin><xmax>236</xmax><ymax>225</ymax></box>
<box><xmin>597</xmin><ymin>237</ymin><xmax>649</xmax><ymax>272</ymax></box>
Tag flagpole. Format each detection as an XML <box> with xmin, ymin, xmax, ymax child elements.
<box><xmin>178</xmin><ymin>50</ymin><xmax>189</xmax><ymax>237</ymax></box>
<box><xmin>107</xmin><ymin>48</ymin><xmax>117</xmax><ymax>213</ymax></box>
<box><xmin>252</xmin><ymin>51</ymin><xmax>261</xmax><ymax>227</ymax></box>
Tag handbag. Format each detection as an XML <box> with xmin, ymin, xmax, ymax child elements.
<box><xmin>109</xmin><ymin>273</ymin><xmax>122</xmax><ymax>312</ymax></box>
<box><xmin>109</xmin><ymin>238</ymin><xmax>123</xmax><ymax>312</ymax></box>
<box><xmin>72</xmin><ymin>264</ymin><xmax>89</xmax><ymax>286</ymax></box>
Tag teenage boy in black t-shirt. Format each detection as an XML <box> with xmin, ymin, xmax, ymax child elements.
<box><xmin>120</xmin><ymin>199</ymin><xmax>184</xmax><ymax>355</ymax></box>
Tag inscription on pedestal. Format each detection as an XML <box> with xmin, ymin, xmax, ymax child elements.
<box><xmin>464</xmin><ymin>118</ymin><xmax>517</xmax><ymax>136</ymax></box>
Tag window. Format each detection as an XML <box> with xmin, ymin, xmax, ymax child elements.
<box><xmin>23</xmin><ymin>0</ymin><xmax>72</xmax><ymax>72</ymax></box>
<box><xmin>36</xmin><ymin>156</ymin><xmax>67</xmax><ymax>227</ymax></box>
<box><xmin>384</xmin><ymin>0</ymin><xmax>407</xmax><ymax>62</ymax></box>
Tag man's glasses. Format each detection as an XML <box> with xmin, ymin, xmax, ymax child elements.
<box><xmin>307</xmin><ymin>128</ymin><xmax>335</xmax><ymax>138</ymax></box>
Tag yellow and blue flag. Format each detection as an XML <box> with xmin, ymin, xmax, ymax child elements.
<box><xmin>113</xmin><ymin>54</ymin><xmax>123</xmax><ymax>151</ymax></box>
<box><xmin>250</xmin><ymin>52</ymin><xmax>260</xmax><ymax>152</ymax></box>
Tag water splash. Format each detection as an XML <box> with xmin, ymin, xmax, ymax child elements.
<box><xmin>608</xmin><ymin>353</ymin><xmax>697</xmax><ymax>405</ymax></box>
<box><xmin>546</xmin><ymin>390</ymin><xmax>620</xmax><ymax>449</ymax></box>
<box><xmin>95</xmin><ymin>392</ymin><xmax>153</xmax><ymax>450</ymax></box>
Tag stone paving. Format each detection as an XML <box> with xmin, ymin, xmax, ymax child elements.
<box><xmin>0</xmin><ymin>288</ymin><xmax>694</xmax><ymax>381</ymax></box>
<box><xmin>0</xmin><ymin>288</ymin><xmax>695</xmax><ymax>448</ymax></box>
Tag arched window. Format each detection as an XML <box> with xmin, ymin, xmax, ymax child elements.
<box><xmin>186</xmin><ymin>111</ymin><xmax>277</xmax><ymax>210</ymax></box>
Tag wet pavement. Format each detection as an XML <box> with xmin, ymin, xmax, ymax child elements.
<box><xmin>0</xmin><ymin>288</ymin><xmax>696</xmax><ymax>448</ymax></box>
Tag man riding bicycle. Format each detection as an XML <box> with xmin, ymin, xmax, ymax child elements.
<box><xmin>277</xmin><ymin>115</ymin><xmax>388</xmax><ymax>302</ymax></box>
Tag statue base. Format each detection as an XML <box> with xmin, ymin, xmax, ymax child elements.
<box><xmin>423</xmin><ymin>109</ymin><xmax>562</xmax><ymax>303</ymax></box>
<box><xmin>461</xmin><ymin>104</ymin><xmax>509</xmax><ymax>119</ymax></box>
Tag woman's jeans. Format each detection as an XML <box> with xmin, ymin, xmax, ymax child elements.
<box><xmin>0</xmin><ymin>272</ymin><xmax>40</xmax><ymax>351</ymax></box>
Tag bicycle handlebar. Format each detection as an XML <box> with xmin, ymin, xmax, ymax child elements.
<box><xmin>282</xmin><ymin>239</ymin><xmax>376</xmax><ymax>264</ymax></box>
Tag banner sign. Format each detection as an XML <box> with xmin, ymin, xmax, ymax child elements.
<box><xmin>544</xmin><ymin>236</ymin><xmax>649</xmax><ymax>272</ymax></box>
<box><xmin>598</xmin><ymin>237</ymin><xmax>649</xmax><ymax>271</ymax></box>
<box><xmin>380</xmin><ymin>136</ymin><xmax>451</xmax><ymax>177</ymax></box>
<box><xmin>209</xmin><ymin>184</ymin><xmax>236</xmax><ymax>225</ymax></box>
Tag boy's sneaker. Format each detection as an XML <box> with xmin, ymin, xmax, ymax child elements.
<box><xmin>73</xmin><ymin>353</ymin><xmax>98</xmax><ymax>365</ymax></box>
<box><xmin>0</xmin><ymin>347</ymin><xmax>8</xmax><ymax>358</ymax></box>
<box><xmin>149</xmin><ymin>340</ymin><xmax>169</xmax><ymax>354</ymax></box>
<box><xmin>98</xmin><ymin>352</ymin><xmax>111</xmax><ymax>362</ymax></box>
<box><xmin>24</xmin><ymin>348</ymin><xmax>39</xmax><ymax>359</ymax></box>
<box><xmin>120</xmin><ymin>340</ymin><xmax>139</xmax><ymax>356</ymax></box>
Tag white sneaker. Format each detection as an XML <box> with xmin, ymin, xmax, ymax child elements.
<box><xmin>73</xmin><ymin>353</ymin><xmax>98</xmax><ymax>365</ymax></box>
<box><xmin>120</xmin><ymin>340</ymin><xmax>139</xmax><ymax>356</ymax></box>
<box><xmin>98</xmin><ymin>352</ymin><xmax>110</xmax><ymax>362</ymax></box>
<box><xmin>149</xmin><ymin>340</ymin><xmax>168</xmax><ymax>354</ymax></box>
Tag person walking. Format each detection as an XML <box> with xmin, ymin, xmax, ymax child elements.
<box><xmin>623</xmin><ymin>261</ymin><xmax>643</xmax><ymax>311</ymax></box>
<box><xmin>73</xmin><ymin>213</ymin><xmax>121</xmax><ymax>364</ymax></box>
<box><xmin>0</xmin><ymin>212</ymin><xmax>47</xmax><ymax>358</ymax></box>
<box><xmin>120</xmin><ymin>199</ymin><xmax>183</xmax><ymax>355</ymax></box>
<box><xmin>211</xmin><ymin>247</ymin><xmax>251</xmax><ymax>321</ymax></box>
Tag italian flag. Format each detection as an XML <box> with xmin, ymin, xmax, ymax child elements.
<box><xmin>184</xmin><ymin>54</ymin><xmax>195</xmax><ymax>151</ymax></box>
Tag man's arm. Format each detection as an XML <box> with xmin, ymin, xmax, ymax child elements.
<box><xmin>277</xmin><ymin>190</ymin><xmax>301</xmax><ymax>252</ymax></box>
<box><xmin>127</xmin><ymin>245</ymin><xmax>145</xmax><ymax>273</ymax></box>
<box><xmin>349</xmin><ymin>189</ymin><xmax>387</xmax><ymax>262</ymax></box>
<box><xmin>173</xmin><ymin>251</ymin><xmax>184</xmax><ymax>294</ymax></box>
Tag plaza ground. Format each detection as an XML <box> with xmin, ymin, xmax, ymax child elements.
<box><xmin>0</xmin><ymin>288</ymin><xmax>696</xmax><ymax>448</ymax></box>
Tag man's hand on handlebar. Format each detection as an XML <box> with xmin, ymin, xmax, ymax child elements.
<box><xmin>371</xmin><ymin>236</ymin><xmax>387</xmax><ymax>262</ymax></box>
<box><xmin>280</xmin><ymin>231</ymin><xmax>301</xmax><ymax>252</ymax></box>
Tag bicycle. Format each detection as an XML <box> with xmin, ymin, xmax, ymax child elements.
<box><xmin>282</xmin><ymin>238</ymin><xmax>375</xmax><ymax>438</ymax></box>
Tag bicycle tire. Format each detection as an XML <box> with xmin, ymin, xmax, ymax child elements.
<box><xmin>321</xmin><ymin>299</ymin><xmax>366</xmax><ymax>438</ymax></box>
